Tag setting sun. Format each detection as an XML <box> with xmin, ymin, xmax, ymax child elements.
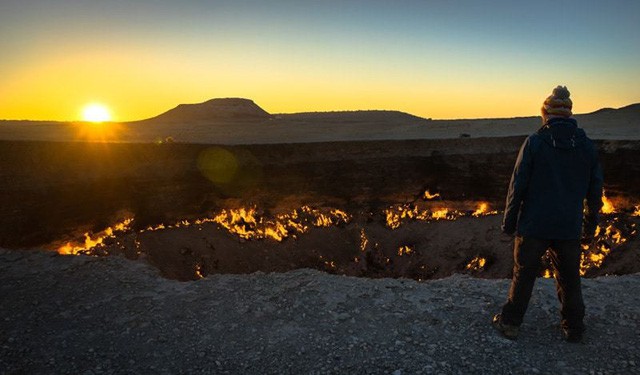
<box><xmin>82</xmin><ymin>103</ymin><xmax>112</xmax><ymax>122</ymax></box>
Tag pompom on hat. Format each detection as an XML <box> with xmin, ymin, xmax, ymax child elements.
<box><xmin>541</xmin><ymin>85</ymin><xmax>573</xmax><ymax>120</ymax></box>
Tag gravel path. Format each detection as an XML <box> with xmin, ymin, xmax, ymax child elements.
<box><xmin>1</xmin><ymin>249</ymin><xmax>639</xmax><ymax>375</ymax></box>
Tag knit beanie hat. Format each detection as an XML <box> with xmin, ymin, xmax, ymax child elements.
<box><xmin>541</xmin><ymin>86</ymin><xmax>573</xmax><ymax>119</ymax></box>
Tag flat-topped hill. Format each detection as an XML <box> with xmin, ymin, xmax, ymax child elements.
<box><xmin>144</xmin><ymin>98</ymin><xmax>271</xmax><ymax>122</ymax></box>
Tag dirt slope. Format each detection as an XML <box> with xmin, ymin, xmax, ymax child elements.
<box><xmin>1</xmin><ymin>249</ymin><xmax>638</xmax><ymax>374</ymax></box>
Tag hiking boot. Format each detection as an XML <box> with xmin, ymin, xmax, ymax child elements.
<box><xmin>562</xmin><ymin>327</ymin><xmax>584</xmax><ymax>343</ymax></box>
<box><xmin>492</xmin><ymin>314</ymin><xmax>519</xmax><ymax>340</ymax></box>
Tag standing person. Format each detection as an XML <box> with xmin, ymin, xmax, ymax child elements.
<box><xmin>492</xmin><ymin>86</ymin><xmax>603</xmax><ymax>342</ymax></box>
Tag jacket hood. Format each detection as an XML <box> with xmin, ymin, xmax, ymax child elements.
<box><xmin>537</xmin><ymin>117</ymin><xmax>587</xmax><ymax>149</ymax></box>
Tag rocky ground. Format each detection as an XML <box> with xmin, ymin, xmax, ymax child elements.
<box><xmin>1</xmin><ymin>248</ymin><xmax>639</xmax><ymax>375</ymax></box>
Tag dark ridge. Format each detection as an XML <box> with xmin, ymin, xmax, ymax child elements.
<box><xmin>617</xmin><ymin>103</ymin><xmax>640</xmax><ymax>112</ymax></box>
<box><xmin>583</xmin><ymin>103</ymin><xmax>640</xmax><ymax>116</ymax></box>
<box><xmin>144</xmin><ymin>98</ymin><xmax>271</xmax><ymax>122</ymax></box>
<box><xmin>585</xmin><ymin>107</ymin><xmax>616</xmax><ymax>115</ymax></box>
<box><xmin>276</xmin><ymin>110</ymin><xmax>430</xmax><ymax>123</ymax></box>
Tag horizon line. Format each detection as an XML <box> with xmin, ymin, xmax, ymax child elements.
<box><xmin>0</xmin><ymin>100</ymin><xmax>637</xmax><ymax>123</ymax></box>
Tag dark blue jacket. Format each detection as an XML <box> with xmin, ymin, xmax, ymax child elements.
<box><xmin>502</xmin><ymin>117</ymin><xmax>603</xmax><ymax>240</ymax></box>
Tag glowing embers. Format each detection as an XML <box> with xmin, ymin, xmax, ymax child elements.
<box><xmin>540</xmin><ymin>214</ymin><xmax>638</xmax><ymax>277</ymax></box>
<box><xmin>397</xmin><ymin>245</ymin><xmax>413</xmax><ymax>256</ymax></box>
<box><xmin>633</xmin><ymin>206</ymin><xmax>640</xmax><ymax>217</ymax></box>
<box><xmin>194</xmin><ymin>263</ymin><xmax>205</xmax><ymax>279</ymax></box>
<box><xmin>58</xmin><ymin>218</ymin><xmax>133</xmax><ymax>255</ymax></box>
<box><xmin>301</xmin><ymin>206</ymin><xmax>350</xmax><ymax>228</ymax></box>
<box><xmin>211</xmin><ymin>206</ymin><xmax>351</xmax><ymax>241</ymax></box>
<box><xmin>359</xmin><ymin>228</ymin><xmax>369</xmax><ymax>252</ymax></box>
<box><xmin>580</xmin><ymin>241</ymin><xmax>611</xmax><ymax>275</ymax></box>
<box><xmin>578</xmin><ymin>217</ymin><xmax>636</xmax><ymax>276</ymax></box>
<box><xmin>465</xmin><ymin>256</ymin><xmax>487</xmax><ymax>271</ymax></box>
<box><xmin>605</xmin><ymin>224</ymin><xmax>627</xmax><ymax>245</ymax></box>
<box><xmin>384</xmin><ymin>201</ymin><xmax>498</xmax><ymax>229</ymax></box>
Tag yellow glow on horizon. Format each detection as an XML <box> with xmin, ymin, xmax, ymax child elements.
<box><xmin>0</xmin><ymin>48</ymin><xmax>636</xmax><ymax>122</ymax></box>
<box><xmin>81</xmin><ymin>103</ymin><xmax>112</xmax><ymax>122</ymax></box>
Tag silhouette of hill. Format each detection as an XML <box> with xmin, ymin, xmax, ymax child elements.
<box><xmin>144</xmin><ymin>98</ymin><xmax>271</xmax><ymax>122</ymax></box>
<box><xmin>583</xmin><ymin>103</ymin><xmax>640</xmax><ymax>116</ymax></box>
<box><xmin>141</xmin><ymin>97</ymin><xmax>430</xmax><ymax>125</ymax></box>
<box><xmin>276</xmin><ymin>110</ymin><xmax>430</xmax><ymax>123</ymax></box>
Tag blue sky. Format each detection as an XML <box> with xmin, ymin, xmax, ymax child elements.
<box><xmin>1</xmin><ymin>0</ymin><xmax>638</xmax><ymax>120</ymax></box>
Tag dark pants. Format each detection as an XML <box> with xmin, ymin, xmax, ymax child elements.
<box><xmin>501</xmin><ymin>236</ymin><xmax>585</xmax><ymax>331</ymax></box>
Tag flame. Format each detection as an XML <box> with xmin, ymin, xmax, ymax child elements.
<box><xmin>145</xmin><ymin>223</ymin><xmax>166</xmax><ymax>231</ymax></box>
<box><xmin>54</xmin><ymin>199</ymin><xmax>637</xmax><ymax>281</ymax></box>
<box><xmin>397</xmin><ymin>245</ymin><xmax>413</xmax><ymax>256</ymax></box>
<box><xmin>384</xmin><ymin>205</ymin><xmax>417</xmax><ymax>229</ymax></box>
<box><xmin>360</xmin><ymin>229</ymin><xmax>369</xmax><ymax>252</ymax></box>
<box><xmin>213</xmin><ymin>207</ymin><xmax>281</xmax><ymax>241</ymax></box>
<box><xmin>57</xmin><ymin>218</ymin><xmax>133</xmax><ymax>255</ymax></box>
<box><xmin>301</xmin><ymin>206</ymin><xmax>350</xmax><ymax>227</ymax></box>
<box><xmin>577</xmin><ymin>210</ymin><xmax>640</xmax><ymax>275</ymax></box>
<box><xmin>542</xmin><ymin>210</ymin><xmax>637</xmax><ymax>277</ymax></box>
<box><xmin>542</xmin><ymin>269</ymin><xmax>553</xmax><ymax>278</ymax></box>
<box><xmin>431</xmin><ymin>208</ymin><xmax>450</xmax><ymax>220</ymax></box>
<box><xmin>210</xmin><ymin>206</ymin><xmax>350</xmax><ymax>242</ymax></box>
<box><xmin>471</xmin><ymin>202</ymin><xmax>498</xmax><ymax>217</ymax></box>
<box><xmin>85</xmin><ymin>206</ymin><xmax>350</xmax><ymax>244</ymax></box>
<box><xmin>195</xmin><ymin>264</ymin><xmax>205</xmax><ymax>279</ymax></box>
<box><xmin>601</xmin><ymin>191</ymin><xmax>616</xmax><ymax>214</ymax></box>
<box><xmin>423</xmin><ymin>190</ymin><xmax>440</xmax><ymax>200</ymax></box>
<box><xmin>384</xmin><ymin>205</ymin><xmax>457</xmax><ymax>229</ymax></box>
<box><xmin>324</xmin><ymin>260</ymin><xmax>336</xmax><ymax>269</ymax></box>
<box><xmin>384</xmin><ymin>202</ymin><xmax>498</xmax><ymax>229</ymax></box>
<box><xmin>580</xmin><ymin>242</ymin><xmax>612</xmax><ymax>275</ymax></box>
<box><xmin>605</xmin><ymin>225</ymin><xmax>626</xmax><ymax>245</ymax></box>
<box><xmin>465</xmin><ymin>256</ymin><xmax>486</xmax><ymax>271</ymax></box>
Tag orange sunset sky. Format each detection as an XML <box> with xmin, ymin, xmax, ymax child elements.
<box><xmin>1</xmin><ymin>0</ymin><xmax>639</xmax><ymax>122</ymax></box>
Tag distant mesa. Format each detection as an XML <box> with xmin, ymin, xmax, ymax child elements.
<box><xmin>141</xmin><ymin>97</ymin><xmax>432</xmax><ymax>124</ymax></box>
<box><xmin>278</xmin><ymin>110</ymin><xmax>430</xmax><ymax>123</ymax></box>
<box><xmin>145</xmin><ymin>98</ymin><xmax>271</xmax><ymax>122</ymax></box>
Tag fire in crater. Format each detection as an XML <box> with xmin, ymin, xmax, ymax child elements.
<box><xmin>465</xmin><ymin>256</ymin><xmax>487</xmax><ymax>271</ymax></box>
<box><xmin>58</xmin><ymin>218</ymin><xmax>133</xmax><ymax>255</ymax></box>
<box><xmin>384</xmin><ymin>201</ymin><xmax>498</xmax><ymax>229</ymax></box>
<box><xmin>51</xmin><ymin>197</ymin><xmax>639</xmax><ymax>282</ymax></box>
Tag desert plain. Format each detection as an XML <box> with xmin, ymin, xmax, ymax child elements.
<box><xmin>0</xmin><ymin>98</ymin><xmax>639</xmax><ymax>280</ymax></box>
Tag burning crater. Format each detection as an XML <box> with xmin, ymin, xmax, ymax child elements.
<box><xmin>2</xmin><ymin>138</ymin><xmax>640</xmax><ymax>281</ymax></box>
<box><xmin>50</xmin><ymin>193</ymin><xmax>640</xmax><ymax>282</ymax></box>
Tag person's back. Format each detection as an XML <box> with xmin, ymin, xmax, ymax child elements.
<box><xmin>504</xmin><ymin>116</ymin><xmax>602</xmax><ymax>239</ymax></box>
<box><xmin>493</xmin><ymin>86</ymin><xmax>603</xmax><ymax>342</ymax></box>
